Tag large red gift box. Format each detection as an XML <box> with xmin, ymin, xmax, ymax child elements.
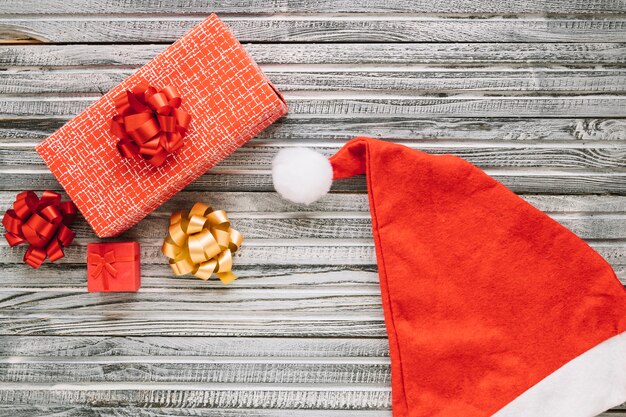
<box><xmin>36</xmin><ymin>14</ymin><xmax>287</xmax><ymax>237</ymax></box>
<box><xmin>87</xmin><ymin>242</ymin><xmax>141</xmax><ymax>292</ymax></box>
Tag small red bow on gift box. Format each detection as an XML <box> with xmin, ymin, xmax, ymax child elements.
<box><xmin>88</xmin><ymin>250</ymin><xmax>137</xmax><ymax>291</ymax></box>
<box><xmin>111</xmin><ymin>81</ymin><xmax>192</xmax><ymax>167</ymax></box>
<box><xmin>90</xmin><ymin>250</ymin><xmax>118</xmax><ymax>279</ymax></box>
<box><xmin>2</xmin><ymin>190</ymin><xmax>77</xmax><ymax>268</ymax></box>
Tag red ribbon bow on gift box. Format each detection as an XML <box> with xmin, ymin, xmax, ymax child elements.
<box><xmin>88</xmin><ymin>250</ymin><xmax>137</xmax><ymax>291</ymax></box>
<box><xmin>90</xmin><ymin>251</ymin><xmax>118</xmax><ymax>279</ymax></box>
<box><xmin>111</xmin><ymin>81</ymin><xmax>192</xmax><ymax>167</ymax></box>
<box><xmin>2</xmin><ymin>190</ymin><xmax>77</xmax><ymax>268</ymax></box>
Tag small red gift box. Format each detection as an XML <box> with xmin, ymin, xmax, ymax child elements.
<box><xmin>87</xmin><ymin>242</ymin><xmax>140</xmax><ymax>292</ymax></box>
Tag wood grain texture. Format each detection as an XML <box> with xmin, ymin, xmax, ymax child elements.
<box><xmin>0</xmin><ymin>1</ymin><xmax>625</xmax><ymax>415</ymax></box>
<box><xmin>0</xmin><ymin>337</ymin><xmax>622</xmax><ymax>412</ymax></box>
<box><xmin>3</xmin><ymin>44</ymin><xmax>626</xmax><ymax>67</ymax></box>
<box><xmin>0</xmin><ymin>385</ymin><xmax>393</xmax><ymax>408</ymax></box>
<box><xmin>5</xmin><ymin>96</ymin><xmax>626</xmax><ymax>119</ymax></box>
<box><xmin>1</xmin><ymin>191</ymin><xmax>625</xmax><ymax>241</ymax></box>
<box><xmin>0</xmin><ymin>408</ymin><xmax>396</xmax><ymax>417</ymax></box>
<box><xmin>2</xmin><ymin>169</ymin><xmax>626</xmax><ymax>194</ymax></box>
<box><xmin>3</xmin><ymin>0</ymin><xmax>626</xmax><ymax>15</ymax></box>
<box><xmin>0</xmin><ymin>262</ymin><xmax>623</xmax><ymax>290</ymax></box>
<box><xmin>0</xmin><ymin>335</ymin><xmax>390</xmax><ymax>357</ymax></box>
<box><xmin>3</xmin><ymin>68</ymin><xmax>626</xmax><ymax>95</ymax></box>
<box><xmin>2</xmin><ymin>17</ymin><xmax>626</xmax><ymax>43</ymax></box>
<box><xmin>4</xmin><ymin>144</ymin><xmax>626</xmax><ymax>171</ymax></box>
<box><xmin>0</xmin><ymin>410</ymin><xmax>622</xmax><ymax>417</ymax></box>
<box><xmin>1</xmin><ymin>239</ymin><xmax>625</xmax><ymax>269</ymax></box>
<box><xmin>3</xmin><ymin>117</ymin><xmax>626</xmax><ymax>143</ymax></box>
<box><xmin>0</xmin><ymin>192</ymin><xmax>623</xmax><ymax>285</ymax></box>
<box><xmin>0</xmin><ymin>360</ymin><xmax>389</xmax><ymax>384</ymax></box>
<box><xmin>0</xmin><ymin>191</ymin><xmax>624</xmax><ymax>214</ymax></box>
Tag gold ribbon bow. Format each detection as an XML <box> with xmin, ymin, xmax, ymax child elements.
<box><xmin>161</xmin><ymin>202</ymin><xmax>243</xmax><ymax>284</ymax></box>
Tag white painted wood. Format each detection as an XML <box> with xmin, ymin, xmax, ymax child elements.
<box><xmin>2</xmin><ymin>194</ymin><xmax>625</xmax><ymax>240</ymax></box>
<box><xmin>2</xmin><ymin>17</ymin><xmax>626</xmax><ymax>43</ymax></box>
<box><xmin>2</xmin><ymin>168</ymin><xmax>626</xmax><ymax>194</ymax></box>
<box><xmin>0</xmin><ymin>408</ymin><xmax>394</xmax><ymax>417</ymax></box>
<box><xmin>4</xmin><ymin>96</ymin><xmax>626</xmax><ymax>119</ymax></box>
<box><xmin>1</xmin><ymin>357</ymin><xmax>391</xmax><ymax>384</ymax></box>
<box><xmin>0</xmin><ymin>262</ymin><xmax>623</xmax><ymax>289</ymax></box>
<box><xmin>2</xmin><ymin>0</ymin><xmax>626</xmax><ymax>15</ymax></box>
<box><xmin>2</xmin><ymin>117</ymin><xmax>626</xmax><ymax>143</ymax></box>
<box><xmin>4</xmin><ymin>144</ymin><xmax>626</xmax><ymax>170</ymax></box>
<box><xmin>2</xmin><ymin>44</ymin><xmax>626</xmax><ymax>67</ymax></box>
<box><xmin>0</xmin><ymin>335</ymin><xmax>390</xmax><ymax>357</ymax></box>
<box><xmin>1</xmin><ymin>192</ymin><xmax>622</xmax><ymax>214</ymax></box>
<box><xmin>0</xmin><ymin>384</ymin><xmax>393</xmax><ymax>408</ymax></box>
<box><xmin>0</xmin><ymin>308</ymin><xmax>388</xmax><ymax>336</ymax></box>
<box><xmin>0</xmin><ymin>264</ymin><xmax>381</xmax><ymax>289</ymax></box>
<box><xmin>0</xmin><ymin>409</ymin><xmax>621</xmax><ymax>417</ymax></box>
<box><xmin>3</xmin><ymin>68</ymin><xmax>626</xmax><ymax>94</ymax></box>
<box><xmin>1</xmin><ymin>239</ymin><xmax>625</xmax><ymax>269</ymax></box>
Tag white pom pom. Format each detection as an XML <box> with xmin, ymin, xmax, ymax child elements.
<box><xmin>272</xmin><ymin>147</ymin><xmax>333</xmax><ymax>205</ymax></box>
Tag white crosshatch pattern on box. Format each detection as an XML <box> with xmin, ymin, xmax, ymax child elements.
<box><xmin>36</xmin><ymin>14</ymin><xmax>288</xmax><ymax>237</ymax></box>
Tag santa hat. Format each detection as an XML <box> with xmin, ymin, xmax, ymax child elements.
<box><xmin>272</xmin><ymin>137</ymin><xmax>626</xmax><ymax>417</ymax></box>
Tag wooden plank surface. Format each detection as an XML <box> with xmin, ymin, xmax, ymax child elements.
<box><xmin>6</xmin><ymin>96</ymin><xmax>626</xmax><ymax>118</ymax></box>
<box><xmin>0</xmin><ymin>1</ymin><xmax>625</xmax><ymax>415</ymax></box>
<box><xmin>3</xmin><ymin>17</ymin><xmax>626</xmax><ymax>43</ymax></box>
<box><xmin>0</xmin><ymin>411</ymin><xmax>622</xmax><ymax>417</ymax></box>
<box><xmin>3</xmin><ymin>0</ymin><xmax>626</xmax><ymax>15</ymax></box>
<box><xmin>3</xmin><ymin>44</ymin><xmax>626</xmax><ymax>67</ymax></box>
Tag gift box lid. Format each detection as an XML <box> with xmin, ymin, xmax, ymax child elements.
<box><xmin>87</xmin><ymin>241</ymin><xmax>141</xmax><ymax>292</ymax></box>
<box><xmin>36</xmin><ymin>14</ymin><xmax>287</xmax><ymax>238</ymax></box>
<box><xmin>87</xmin><ymin>241</ymin><xmax>140</xmax><ymax>257</ymax></box>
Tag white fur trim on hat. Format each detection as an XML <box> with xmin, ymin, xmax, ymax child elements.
<box><xmin>493</xmin><ymin>330</ymin><xmax>626</xmax><ymax>417</ymax></box>
<box><xmin>272</xmin><ymin>147</ymin><xmax>333</xmax><ymax>205</ymax></box>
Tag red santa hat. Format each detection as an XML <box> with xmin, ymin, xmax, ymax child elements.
<box><xmin>272</xmin><ymin>137</ymin><xmax>626</xmax><ymax>417</ymax></box>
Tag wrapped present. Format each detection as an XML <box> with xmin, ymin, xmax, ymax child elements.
<box><xmin>36</xmin><ymin>14</ymin><xmax>288</xmax><ymax>237</ymax></box>
<box><xmin>87</xmin><ymin>241</ymin><xmax>140</xmax><ymax>292</ymax></box>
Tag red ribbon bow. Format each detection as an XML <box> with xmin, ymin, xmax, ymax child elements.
<box><xmin>88</xmin><ymin>250</ymin><xmax>137</xmax><ymax>291</ymax></box>
<box><xmin>90</xmin><ymin>251</ymin><xmax>118</xmax><ymax>279</ymax></box>
<box><xmin>2</xmin><ymin>190</ymin><xmax>77</xmax><ymax>268</ymax></box>
<box><xmin>111</xmin><ymin>81</ymin><xmax>191</xmax><ymax>167</ymax></box>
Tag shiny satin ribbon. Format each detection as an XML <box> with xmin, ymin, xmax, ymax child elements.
<box><xmin>161</xmin><ymin>202</ymin><xmax>243</xmax><ymax>284</ymax></box>
<box><xmin>111</xmin><ymin>81</ymin><xmax>191</xmax><ymax>167</ymax></box>
<box><xmin>2</xmin><ymin>190</ymin><xmax>77</xmax><ymax>268</ymax></box>
<box><xmin>88</xmin><ymin>250</ymin><xmax>137</xmax><ymax>291</ymax></box>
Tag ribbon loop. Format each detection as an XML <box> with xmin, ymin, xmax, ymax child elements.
<box><xmin>162</xmin><ymin>202</ymin><xmax>243</xmax><ymax>284</ymax></box>
<box><xmin>2</xmin><ymin>190</ymin><xmax>78</xmax><ymax>268</ymax></box>
<box><xmin>111</xmin><ymin>81</ymin><xmax>191</xmax><ymax>167</ymax></box>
